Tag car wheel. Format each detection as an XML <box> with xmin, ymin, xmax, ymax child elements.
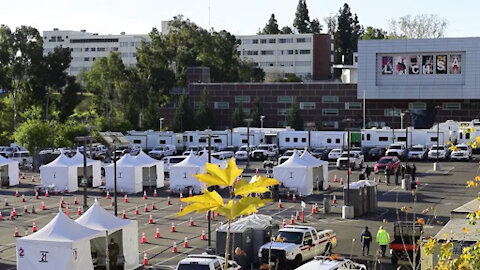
<box><xmin>293</xmin><ymin>255</ymin><xmax>302</xmax><ymax>268</ymax></box>
<box><xmin>391</xmin><ymin>253</ymin><xmax>398</xmax><ymax>265</ymax></box>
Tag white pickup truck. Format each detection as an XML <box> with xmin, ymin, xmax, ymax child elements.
<box><xmin>336</xmin><ymin>152</ymin><xmax>364</xmax><ymax>170</ymax></box>
<box><xmin>258</xmin><ymin>225</ymin><xmax>337</xmax><ymax>268</ymax></box>
<box><xmin>149</xmin><ymin>145</ymin><xmax>176</xmax><ymax>160</ymax></box>
<box><xmin>251</xmin><ymin>144</ymin><xmax>279</xmax><ymax>161</ymax></box>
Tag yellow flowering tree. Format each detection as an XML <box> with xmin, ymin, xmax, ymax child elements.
<box><xmin>176</xmin><ymin>158</ymin><xmax>280</xmax><ymax>268</ymax></box>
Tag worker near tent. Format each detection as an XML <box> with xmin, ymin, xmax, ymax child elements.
<box><xmin>108</xmin><ymin>238</ymin><xmax>119</xmax><ymax>270</ymax></box>
<box><xmin>234</xmin><ymin>247</ymin><xmax>249</xmax><ymax>269</ymax></box>
<box><xmin>360</xmin><ymin>226</ymin><xmax>372</xmax><ymax>256</ymax></box>
<box><xmin>376</xmin><ymin>226</ymin><xmax>390</xmax><ymax>257</ymax></box>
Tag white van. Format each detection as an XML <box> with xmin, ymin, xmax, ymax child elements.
<box><xmin>163</xmin><ymin>155</ymin><xmax>187</xmax><ymax>173</ymax></box>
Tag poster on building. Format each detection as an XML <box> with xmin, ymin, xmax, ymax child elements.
<box><xmin>422</xmin><ymin>55</ymin><xmax>434</xmax><ymax>74</ymax></box>
<box><xmin>436</xmin><ymin>55</ymin><xmax>447</xmax><ymax>74</ymax></box>
<box><xmin>409</xmin><ymin>55</ymin><xmax>421</xmax><ymax>74</ymax></box>
<box><xmin>394</xmin><ymin>55</ymin><xmax>407</xmax><ymax>75</ymax></box>
<box><xmin>382</xmin><ymin>56</ymin><xmax>393</xmax><ymax>74</ymax></box>
<box><xmin>450</xmin><ymin>54</ymin><xmax>461</xmax><ymax>74</ymax></box>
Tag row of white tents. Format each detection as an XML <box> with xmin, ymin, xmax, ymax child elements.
<box><xmin>0</xmin><ymin>154</ymin><xmax>19</xmax><ymax>186</ymax></box>
<box><xmin>16</xmin><ymin>199</ymin><xmax>138</xmax><ymax>270</ymax></box>
<box><xmin>40</xmin><ymin>151</ymin><xmax>164</xmax><ymax>194</ymax></box>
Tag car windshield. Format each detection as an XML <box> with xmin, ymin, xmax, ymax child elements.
<box><xmin>411</xmin><ymin>147</ymin><xmax>424</xmax><ymax>152</ymax></box>
<box><xmin>284</xmin><ymin>151</ymin><xmax>294</xmax><ymax>156</ymax></box>
<box><xmin>153</xmin><ymin>147</ymin><xmax>163</xmax><ymax>151</ymax></box>
<box><xmin>258</xmin><ymin>146</ymin><xmax>269</xmax><ymax>150</ymax></box>
<box><xmin>431</xmin><ymin>146</ymin><xmax>444</xmax><ymax>150</ymax></box>
<box><xmin>177</xmin><ymin>264</ymin><xmax>211</xmax><ymax>270</ymax></box>
<box><xmin>457</xmin><ymin>146</ymin><xmax>468</xmax><ymax>151</ymax></box>
<box><xmin>389</xmin><ymin>145</ymin><xmax>402</xmax><ymax>150</ymax></box>
<box><xmin>378</xmin><ymin>158</ymin><xmax>392</xmax><ymax>164</ymax></box>
<box><xmin>331</xmin><ymin>149</ymin><xmax>341</xmax><ymax>153</ymax></box>
<box><xmin>340</xmin><ymin>153</ymin><xmax>355</xmax><ymax>158</ymax></box>
<box><xmin>274</xmin><ymin>231</ymin><xmax>303</xmax><ymax>244</ymax></box>
<box><xmin>169</xmin><ymin>157</ymin><xmax>186</xmax><ymax>163</ymax></box>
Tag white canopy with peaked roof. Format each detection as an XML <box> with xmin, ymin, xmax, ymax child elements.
<box><xmin>104</xmin><ymin>154</ymin><xmax>143</xmax><ymax>194</ymax></box>
<box><xmin>40</xmin><ymin>154</ymin><xmax>78</xmax><ymax>192</ymax></box>
<box><xmin>16</xmin><ymin>210</ymin><xmax>106</xmax><ymax>270</ymax></box>
<box><xmin>0</xmin><ymin>154</ymin><xmax>19</xmax><ymax>186</ymax></box>
<box><xmin>169</xmin><ymin>153</ymin><xmax>206</xmax><ymax>193</ymax></box>
<box><xmin>135</xmin><ymin>151</ymin><xmax>164</xmax><ymax>188</ymax></box>
<box><xmin>70</xmin><ymin>152</ymin><xmax>102</xmax><ymax>187</ymax></box>
<box><xmin>198</xmin><ymin>151</ymin><xmax>226</xmax><ymax>168</ymax></box>
<box><xmin>273</xmin><ymin>152</ymin><xmax>314</xmax><ymax>196</ymax></box>
<box><xmin>76</xmin><ymin>199</ymin><xmax>139</xmax><ymax>270</ymax></box>
<box><xmin>300</xmin><ymin>150</ymin><xmax>329</xmax><ymax>190</ymax></box>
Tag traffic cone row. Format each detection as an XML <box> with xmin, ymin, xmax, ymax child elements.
<box><xmin>45</xmin><ymin>190</ymin><xmax>49</xmax><ymax>197</ymax></box>
<box><xmin>333</xmin><ymin>174</ymin><xmax>338</xmax><ymax>182</ymax></box>
<box><xmin>143</xmin><ymin>191</ymin><xmax>147</xmax><ymax>200</ymax></box>
<box><xmin>171</xmin><ymin>222</ymin><xmax>176</xmax><ymax>232</ymax></box>
<box><xmin>31</xmin><ymin>205</ymin><xmax>36</xmax><ymax>214</ymax></box>
<box><xmin>73</xmin><ymin>197</ymin><xmax>78</xmax><ymax>205</ymax></box>
<box><xmin>332</xmin><ymin>195</ymin><xmax>337</xmax><ymax>205</ymax></box>
<box><xmin>153</xmin><ymin>189</ymin><xmax>158</xmax><ymax>197</ymax></box>
<box><xmin>314</xmin><ymin>203</ymin><xmax>319</xmax><ymax>213</ymax></box>
<box><xmin>21</xmin><ymin>194</ymin><xmax>25</xmax><ymax>202</ymax></box>
<box><xmin>35</xmin><ymin>191</ymin><xmax>39</xmax><ymax>199</ymax></box>
<box><xmin>144</xmin><ymin>204</ymin><xmax>149</xmax><ymax>212</ymax></box>
<box><xmin>295</xmin><ymin>211</ymin><xmax>300</xmax><ymax>220</ymax></box>
<box><xmin>23</xmin><ymin>205</ymin><xmax>28</xmax><ymax>213</ymax></box>
<box><xmin>15</xmin><ymin>190</ymin><xmax>19</xmax><ymax>198</ymax></box>
<box><xmin>340</xmin><ymin>177</ymin><xmax>344</xmax><ymax>185</ymax></box>
<box><xmin>282</xmin><ymin>219</ymin><xmax>286</xmax><ymax>228</ymax></box>
<box><xmin>179</xmin><ymin>204</ymin><xmax>183</xmax><ymax>212</ymax></box>
<box><xmin>54</xmin><ymin>188</ymin><xmax>58</xmax><ymax>195</ymax></box>
<box><xmin>135</xmin><ymin>206</ymin><xmax>139</xmax><ymax>215</ymax></box>
<box><xmin>292</xmin><ymin>194</ymin><xmax>296</xmax><ymax>202</ymax></box>
<box><xmin>189</xmin><ymin>189</ymin><xmax>193</xmax><ymax>197</ymax></box>
<box><xmin>184</xmin><ymin>237</ymin><xmax>189</xmax><ymax>248</ymax></box>
<box><xmin>189</xmin><ymin>217</ymin><xmax>194</xmax><ymax>226</ymax></box>
<box><xmin>14</xmin><ymin>226</ymin><xmax>19</xmax><ymax>237</ymax></box>
<box><xmin>11</xmin><ymin>208</ymin><xmax>16</xmax><ymax>217</ymax></box>
<box><xmin>65</xmin><ymin>206</ymin><xmax>70</xmax><ymax>217</ymax></box>
<box><xmin>287</xmin><ymin>191</ymin><xmax>290</xmax><ymax>199</ymax></box>
<box><xmin>172</xmin><ymin>241</ymin><xmax>178</xmax><ymax>253</ymax></box>
<box><xmin>151</xmin><ymin>202</ymin><xmax>156</xmax><ymax>210</ymax></box>
<box><xmin>41</xmin><ymin>201</ymin><xmax>46</xmax><ymax>211</ymax></box>
<box><xmin>143</xmin><ymin>252</ymin><xmax>148</xmax><ymax>266</ymax></box>
<box><xmin>110</xmin><ymin>198</ymin><xmax>115</xmax><ymax>207</ymax></box>
<box><xmin>106</xmin><ymin>191</ymin><xmax>110</xmax><ymax>199</ymax></box>
<box><xmin>311</xmin><ymin>204</ymin><xmax>316</xmax><ymax>214</ymax></box>
<box><xmin>21</xmin><ymin>173</ymin><xmax>25</xmax><ymax>179</ymax></box>
<box><xmin>148</xmin><ymin>214</ymin><xmax>154</xmax><ymax>224</ymax></box>
<box><xmin>290</xmin><ymin>215</ymin><xmax>295</xmax><ymax>225</ymax></box>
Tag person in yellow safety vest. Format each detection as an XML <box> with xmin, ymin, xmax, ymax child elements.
<box><xmin>376</xmin><ymin>226</ymin><xmax>390</xmax><ymax>257</ymax></box>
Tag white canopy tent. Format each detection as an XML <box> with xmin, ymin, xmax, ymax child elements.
<box><xmin>76</xmin><ymin>199</ymin><xmax>139</xmax><ymax>270</ymax></box>
<box><xmin>198</xmin><ymin>152</ymin><xmax>226</xmax><ymax>168</ymax></box>
<box><xmin>105</xmin><ymin>155</ymin><xmax>143</xmax><ymax>194</ymax></box>
<box><xmin>16</xmin><ymin>211</ymin><xmax>106</xmax><ymax>270</ymax></box>
<box><xmin>169</xmin><ymin>153</ymin><xmax>206</xmax><ymax>194</ymax></box>
<box><xmin>40</xmin><ymin>154</ymin><xmax>78</xmax><ymax>192</ymax></box>
<box><xmin>300</xmin><ymin>150</ymin><xmax>329</xmax><ymax>190</ymax></box>
<box><xmin>135</xmin><ymin>151</ymin><xmax>164</xmax><ymax>188</ymax></box>
<box><xmin>70</xmin><ymin>152</ymin><xmax>102</xmax><ymax>187</ymax></box>
<box><xmin>0</xmin><ymin>154</ymin><xmax>19</xmax><ymax>186</ymax></box>
<box><xmin>273</xmin><ymin>152</ymin><xmax>314</xmax><ymax>196</ymax></box>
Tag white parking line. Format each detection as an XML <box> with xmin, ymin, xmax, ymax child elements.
<box><xmin>382</xmin><ymin>187</ymin><xmax>400</xmax><ymax>196</ymax></box>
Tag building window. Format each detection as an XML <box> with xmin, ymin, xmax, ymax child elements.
<box><xmin>300</xmin><ymin>102</ymin><xmax>315</xmax><ymax>110</ymax></box>
<box><xmin>345</xmin><ymin>102</ymin><xmax>362</xmax><ymax>110</ymax></box>
<box><xmin>260</xmin><ymin>39</ymin><xmax>267</xmax><ymax>44</ymax></box>
<box><xmin>112</xmin><ymin>47</ymin><xmax>119</xmax><ymax>51</ymax></box>
<box><xmin>261</xmin><ymin>50</ymin><xmax>274</xmax><ymax>55</ymax></box>
<box><xmin>322</xmin><ymin>96</ymin><xmax>338</xmax><ymax>103</ymax></box>
<box><xmin>235</xmin><ymin>96</ymin><xmax>250</xmax><ymax>103</ymax></box>
<box><xmin>97</xmin><ymin>47</ymin><xmax>106</xmax><ymax>52</ymax></box>
<box><xmin>322</xmin><ymin>121</ymin><xmax>338</xmax><ymax>128</ymax></box>
<box><xmin>384</xmin><ymin>108</ymin><xmax>402</xmax><ymax>117</ymax></box>
<box><xmin>322</xmin><ymin>109</ymin><xmax>339</xmax><ymax>116</ymax></box>
<box><xmin>293</xmin><ymin>138</ymin><xmax>298</xmax><ymax>143</ymax></box>
<box><xmin>287</xmin><ymin>50</ymin><xmax>294</xmax><ymax>55</ymax></box>
<box><xmin>252</xmin><ymin>39</ymin><xmax>259</xmax><ymax>44</ymax></box>
<box><xmin>268</xmin><ymin>38</ymin><xmax>276</xmax><ymax>43</ymax></box>
<box><xmin>277</xmin><ymin>96</ymin><xmax>293</xmax><ymax>103</ymax></box>
<box><xmin>299</xmin><ymin>50</ymin><xmax>311</xmax><ymax>54</ymax></box>
<box><xmin>297</xmin><ymin>38</ymin><xmax>306</xmax><ymax>43</ymax></box>
<box><xmin>277</xmin><ymin>108</ymin><xmax>288</xmax><ymax>115</ymax></box>
<box><xmin>120</xmin><ymin>42</ymin><xmax>128</xmax><ymax>47</ymax></box>
<box><xmin>279</xmin><ymin>38</ymin><xmax>293</xmax><ymax>43</ymax></box>
<box><xmin>379</xmin><ymin>137</ymin><xmax>389</xmax><ymax>141</ymax></box>
<box><xmin>246</xmin><ymin>50</ymin><xmax>258</xmax><ymax>56</ymax></box>
<box><xmin>91</xmin><ymin>48</ymin><xmax>96</xmax><ymax>52</ymax></box>
<box><xmin>443</xmin><ymin>103</ymin><xmax>461</xmax><ymax>110</ymax></box>
<box><xmin>214</xmin><ymin>102</ymin><xmax>229</xmax><ymax>109</ymax></box>
<box><xmin>285</xmin><ymin>137</ymin><xmax>290</xmax><ymax>143</ymax></box>
<box><xmin>409</xmin><ymin>102</ymin><xmax>426</xmax><ymax>110</ymax></box>
<box><xmin>301</xmin><ymin>138</ymin><xmax>307</xmax><ymax>143</ymax></box>
<box><xmin>84</xmin><ymin>57</ymin><xmax>89</xmax><ymax>61</ymax></box>
<box><xmin>327</xmin><ymin>138</ymin><xmax>332</xmax><ymax>143</ymax></box>
<box><xmin>366</xmin><ymin>134</ymin><xmax>371</xmax><ymax>140</ymax></box>
<box><xmin>84</xmin><ymin>48</ymin><xmax>89</xmax><ymax>52</ymax></box>
<box><xmin>73</xmin><ymin>48</ymin><xmax>82</xmax><ymax>52</ymax></box>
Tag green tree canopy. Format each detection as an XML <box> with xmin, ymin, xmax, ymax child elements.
<box><xmin>231</xmin><ymin>103</ymin><xmax>245</xmax><ymax>128</ymax></box>
<box><xmin>310</xmin><ymin>18</ymin><xmax>322</xmax><ymax>34</ymax></box>
<box><xmin>173</xmin><ymin>92</ymin><xmax>195</xmax><ymax>132</ymax></box>
<box><xmin>250</xmin><ymin>97</ymin><xmax>262</xmax><ymax>128</ymax></box>
<box><xmin>334</xmin><ymin>3</ymin><xmax>363</xmax><ymax>64</ymax></box>
<box><xmin>362</xmin><ymin>26</ymin><xmax>387</xmax><ymax>40</ymax></box>
<box><xmin>195</xmin><ymin>89</ymin><xmax>214</xmax><ymax>130</ymax></box>
<box><xmin>293</xmin><ymin>0</ymin><xmax>311</xmax><ymax>33</ymax></box>
<box><xmin>13</xmin><ymin>106</ymin><xmax>54</xmax><ymax>154</ymax></box>
<box><xmin>262</xmin><ymin>14</ymin><xmax>280</xmax><ymax>34</ymax></box>
<box><xmin>288</xmin><ymin>98</ymin><xmax>304</xmax><ymax>130</ymax></box>
<box><xmin>280</xmin><ymin>26</ymin><xmax>293</xmax><ymax>34</ymax></box>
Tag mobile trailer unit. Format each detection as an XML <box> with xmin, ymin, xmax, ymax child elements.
<box><xmin>125</xmin><ymin>130</ymin><xmax>184</xmax><ymax>152</ymax></box>
<box><xmin>182</xmin><ymin>130</ymin><xmax>230</xmax><ymax>150</ymax></box>
<box><xmin>361</xmin><ymin>128</ymin><xmax>449</xmax><ymax>149</ymax></box>
<box><xmin>278</xmin><ymin>131</ymin><xmax>308</xmax><ymax>150</ymax></box>
<box><xmin>230</xmin><ymin>131</ymin><xmax>265</xmax><ymax>148</ymax></box>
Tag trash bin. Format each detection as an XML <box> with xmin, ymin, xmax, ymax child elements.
<box><xmin>322</xmin><ymin>196</ymin><xmax>331</xmax><ymax>214</ymax></box>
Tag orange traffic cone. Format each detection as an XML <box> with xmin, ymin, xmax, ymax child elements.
<box><xmin>54</xmin><ymin>188</ymin><xmax>58</xmax><ymax>195</ymax></box>
<box><xmin>41</xmin><ymin>201</ymin><xmax>46</xmax><ymax>211</ymax></box>
<box><xmin>415</xmin><ymin>178</ymin><xmax>420</xmax><ymax>185</ymax></box>
<box><xmin>179</xmin><ymin>204</ymin><xmax>183</xmax><ymax>212</ymax></box>
<box><xmin>153</xmin><ymin>189</ymin><xmax>158</xmax><ymax>197</ymax></box>
<box><xmin>110</xmin><ymin>198</ymin><xmax>115</xmax><ymax>207</ymax></box>
<box><xmin>314</xmin><ymin>203</ymin><xmax>319</xmax><ymax>213</ymax></box>
<box><xmin>60</xmin><ymin>196</ymin><xmax>65</xmax><ymax>205</ymax></box>
<box><xmin>155</xmin><ymin>227</ymin><xmax>161</xmax><ymax>238</ymax></box>
<box><xmin>65</xmin><ymin>206</ymin><xmax>70</xmax><ymax>217</ymax></box>
<box><xmin>292</xmin><ymin>194</ymin><xmax>296</xmax><ymax>202</ymax></box>
<box><xmin>77</xmin><ymin>207</ymin><xmax>83</xmax><ymax>215</ymax></box>
<box><xmin>282</xmin><ymin>219</ymin><xmax>286</xmax><ymax>228</ymax></box>
<box><xmin>295</xmin><ymin>211</ymin><xmax>300</xmax><ymax>220</ymax></box>
<box><xmin>311</xmin><ymin>203</ymin><xmax>316</xmax><ymax>214</ymax></box>
<box><xmin>14</xmin><ymin>226</ymin><xmax>19</xmax><ymax>237</ymax></box>
<box><xmin>0</xmin><ymin>211</ymin><xmax>3</xmax><ymax>220</ymax></box>
<box><xmin>122</xmin><ymin>210</ymin><xmax>126</xmax><ymax>219</ymax></box>
<box><xmin>278</xmin><ymin>199</ymin><xmax>283</xmax><ymax>208</ymax></box>
<box><xmin>299</xmin><ymin>192</ymin><xmax>303</xmax><ymax>200</ymax></box>
<box><xmin>255</xmin><ymin>168</ymin><xmax>259</xmax><ymax>174</ymax></box>
<box><xmin>135</xmin><ymin>206</ymin><xmax>139</xmax><ymax>215</ymax></box>
<box><xmin>179</xmin><ymin>192</ymin><xmax>183</xmax><ymax>200</ymax></box>
<box><xmin>45</xmin><ymin>190</ymin><xmax>49</xmax><ymax>197</ymax></box>
<box><xmin>31</xmin><ymin>176</ymin><xmax>35</xmax><ymax>182</ymax></box>
<box><xmin>189</xmin><ymin>188</ymin><xmax>193</xmax><ymax>197</ymax></box>
<box><xmin>201</xmin><ymin>229</ymin><xmax>207</xmax><ymax>240</ymax></box>
<box><xmin>73</xmin><ymin>197</ymin><xmax>78</xmax><ymax>205</ymax></box>
<box><xmin>189</xmin><ymin>217</ymin><xmax>194</xmax><ymax>226</ymax></box>
<box><xmin>290</xmin><ymin>215</ymin><xmax>295</xmax><ymax>225</ymax></box>
<box><xmin>143</xmin><ymin>191</ymin><xmax>147</xmax><ymax>200</ymax></box>
<box><xmin>144</xmin><ymin>204</ymin><xmax>149</xmax><ymax>212</ymax></box>
<box><xmin>334</xmin><ymin>174</ymin><xmax>338</xmax><ymax>182</ymax></box>
<box><xmin>340</xmin><ymin>177</ymin><xmax>344</xmax><ymax>185</ymax></box>
<box><xmin>184</xmin><ymin>237</ymin><xmax>189</xmax><ymax>248</ymax></box>
<box><xmin>32</xmin><ymin>222</ymin><xmax>37</xmax><ymax>232</ymax></box>
<box><xmin>171</xmin><ymin>222</ymin><xmax>176</xmax><ymax>232</ymax></box>
<box><xmin>15</xmin><ymin>190</ymin><xmax>19</xmax><ymax>198</ymax></box>
<box><xmin>11</xmin><ymin>208</ymin><xmax>16</xmax><ymax>217</ymax></box>
<box><xmin>64</xmin><ymin>188</ymin><xmax>69</xmax><ymax>194</ymax></box>
<box><xmin>332</xmin><ymin>195</ymin><xmax>337</xmax><ymax>205</ymax></box>
<box><xmin>151</xmin><ymin>202</ymin><xmax>156</xmax><ymax>210</ymax></box>
<box><xmin>106</xmin><ymin>191</ymin><xmax>110</xmax><ymax>199</ymax></box>
<box><xmin>124</xmin><ymin>194</ymin><xmax>128</xmax><ymax>203</ymax></box>
<box><xmin>167</xmin><ymin>196</ymin><xmax>172</xmax><ymax>205</ymax></box>
<box><xmin>31</xmin><ymin>205</ymin><xmax>36</xmax><ymax>214</ymax></box>
<box><xmin>142</xmin><ymin>251</ymin><xmax>148</xmax><ymax>266</ymax></box>
<box><xmin>35</xmin><ymin>191</ymin><xmax>39</xmax><ymax>199</ymax></box>
<box><xmin>141</xmin><ymin>232</ymin><xmax>147</xmax><ymax>244</ymax></box>
<box><xmin>21</xmin><ymin>173</ymin><xmax>25</xmax><ymax>179</ymax></box>
<box><xmin>172</xmin><ymin>241</ymin><xmax>178</xmax><ymax>253</ymax></box>
<box><xmin>21</xmin><ymin>194</ymin><xmax>25</xmax><ymax>202</ymax></box>
<box><xmin>148</xmin><ymin>214</ymin><xmax>154</xmax><ymax>224</ymax></box>
<box><xmin>23</xmin><ymin>205</ymin><xmax>28</xmax><ymax>213</ymax></box>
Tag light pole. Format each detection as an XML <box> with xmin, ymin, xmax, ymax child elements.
<box><xmin>342</xmin><ymin>118</ymin><xmax>354</xmax><ymax>207</ymax></box>
<box><xmin>404</xmin><ymin>110</ymin><xmax>409</xmax><ymax>165</ymax></box>
<box><xmin>159</xmin><ymin>117</ymin><xmax>164</xmax><ymax>131</ymax></box>
<box><xmin>260</xmin><ymin>115</ymin><xmax>265</xmax><ymax>129</ymax></box>
<box><xmin>75</xmin><ymin>135</ymin><xmax>94</xmax><ymax>208</ymax></box>
<box><xmin>244</xmin><ymin>118</ymin><xmax>253</xmax><ymax>168</ymax></box>
<box><xmin>207</xmin><ymin>130</ymin><xmax>212</xmax><ymax>248</ymax></box>
<box><xmin>400</xmin><ymin>112</ymin><xmax>405</xmax><ymax>130</ymax></box>
<box><xmin>435</xmin><ymin>105</ymin><xmax>442</xmax><ymax>162</ymax></box>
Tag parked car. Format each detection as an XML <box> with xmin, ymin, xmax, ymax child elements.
<box><xmin>8</xmin><ymin>152</ymin><xmax>33</xmax><ymax>169</ymax></box>
<box><xmin>295</xmin><ymin>256</ymin><xmax>367</xmax><ymax>270</ymax></box>
<box><xmin>128</xmin><ymin>144</ymin><xmax>142</xmax><ymax>155</ymax></box>
<box><xmin>183</xmin><ymin>146</ymin><xmax>203</xmax><ymax>156</ymax></box>
<box><xmin>163</xmin><ymin>155</ymin><xmax>187</xmax><ymax>173</ymax></box>
<box><xmin>374</xmin><ymin>156</ymin><xmax>401</xmax><ymax>174</ymax></box>
<box><xmin>211</xmin><ymin>151</ymin><xmax>234</xmax><ymax>160</ymax></box>
<box><xmin>385</xmin><ymin>143</ymin><xmax>408</xmax><ymax>160</ymax></box>
<box><xmin>251</xmin><ymin>144</ymin><xmax>279</xmax><ymax>161</ymax></box>
<box><xmin>428</xmin><ymin>145</ymin><xmax>450</xmax><ymax>160</ymax></box>
<box><xmin>367</xmin><ymin>147</ymin><xmax>386</xmax><ymax>161</ymax></box>
<box><xmin>450</xmin><ymin>144</ymin><xmax>472</xmax><ymax>161</ymax></box>
<box><xmin>149</xmin><ymin>145</ymin><xmax>176</xmax><ymax>160</ymax></box>
<box><xmin>278</xmin><ymin>149</ymin><xmax>304</xmax><ymax>165</ymax></box>
<box><xmin>311</xmin><ymin>148</ymin><xmax>331</xmax><ymax>160</ymax></box>
<box><xmin>327</xmin><ymin>148</ymin><xmax>343</xmax><ymax>162</ymax></box>
<box><xmin>0</xmin><ymin>146</ymin><xmax>28</xmax><ymax>158</ymax></box>
<box><xmin>408</xmin><ymin>145</ymin><xmax>428</xmax><ymax>160</ymax></box>
<box><xmin>234</xmin><ymin>145</ymin><xmax>250</xmax><ymax>161</ymax></box>
<box><xmin>176</xmin><ymin>254</ymin><xmax>241</xmax><ymax>270</ymax></box>
<box><xmin>336</xmin><ymin>152</ymin><xmax>364</xmax><ymax>170</ymax></box>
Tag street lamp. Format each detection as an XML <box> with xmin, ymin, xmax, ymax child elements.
<box><xmin>206</xmin><ymin>129</ymin><xmax>213</xmax><ymax>248</ymax></box>
<box><xmin>404</xmin><ymin>110</ymin><xmax>410</xmax><ymax>165</ymax></box>
<box><xmin>435</xmin><ymin>105</ymin><xmax>442</xmax><ymax>166</ymax></box>
<box><xmin>342</xmin><ymin>118</ymin><xmax>354</xmax><ymax>207</ymax></box>
<box><xmin>260</xmin><ymin>115</ymin><xmax>265</xmax><ymax>129</ymax></box>
<box><xmin>400</xmin><ymin>112</ymin><xmax>405</xmax><ymax>130</ymax></box>
<box><xmin>244</xmin><ymin>118</ymin><xmax>253</xmax><ymax>168</ymax></box>
<box><xmin>159</xmin><ymin>117</ymin><xmax>164</xmax><ymax>131</ymax></box>
<box><xmin>75</xmin><ymin>135</ymin><xmax>95</xmax><ymax>208</ymax></box>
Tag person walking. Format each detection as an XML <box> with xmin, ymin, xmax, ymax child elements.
<box><xmin>376</xmin><ymin>226</ymin><xmax>390</xmax><ymax>257</ymax></box>
<box><xmin>108</xmin><ymin>238</ymin><xmax>119</xmax><ymax>270</ymax></box>
<box><xmin>360</xmin><ymin>226</ymin><xmax>372</xmax><ymax>256</ymax></box>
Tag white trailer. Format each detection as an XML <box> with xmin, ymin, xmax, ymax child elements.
<box><xmin>182</xmin><ymin>130</ymin><xmax>231</xmax><ymax>150</ymax></box>
<box><xmin>125</xmin><ymin>130</ymin><xmax>184</xmax><ymax>152</ymax></box>
<box><xmin>361</xmin><ymin>127</ymin><xmax>450</xmax><ymax>149</ymax></box>
<box><xmin>230</xmin><ymin>131</ymin><xmax>265</xmax><ymax>148</ymax></box>
<box><xmin>311</xmin><ymin>131</ymin><xmax>345</xmax><ymax>149</ymax></box>
<box><xmin>278</xmin><ymin>131</ymin><xmax>308</xmax><ymax>150</ymax></box>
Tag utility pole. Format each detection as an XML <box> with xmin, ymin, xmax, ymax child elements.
<box><xmin>207</xmin><ymin>131</ymin><xmax>212</xmax><ymax>248</ymax></box>
<box><xmin>342</xmin><ymin>118</ymin><xmax>354</xmax><ymax>219</ymax></box>
<box><xmin>75</xmin><ymin>136</ymin><xmax>94</xmax><ymax>208</ymax></box>
<box><xmin>244</xmin><ymin>118</ymin><xmax>253</xmax><ymax>168</ymax></box>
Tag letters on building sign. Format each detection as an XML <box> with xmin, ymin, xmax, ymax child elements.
<box><xmin>380</xmin><ymin>53</ymin><xmax>462</xmax><ymax>75</ymax></box>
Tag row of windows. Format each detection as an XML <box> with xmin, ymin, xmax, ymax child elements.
<box><xmin>71</xmin><ymin>47</ymin><xmax>119</xmax><ymax>52</ymax></box>
<box><xmin>120</xmin><ymin>41</ymin><xmax>142</xmax><ymax>47</ymax></box>
<box><xmin>242</xmin><ymin>49</ymin><xmax>311</xmax><ymax>56</ymax></box>
<box><xmin>47</xmin><ymin>36</ymin><xmax>66</xmax><ymax>42</ymax></box>
<box><xmin>241</xmin><ymin>37</ymin><xmax>312</xmax><ymax>45</ymax></box>
<box><xmin>384</xmin><ymin>102</ymin><xmax>461</xmax><ymax>116</ymax></box>
<box><xmin>257</xmin><ymin>61</ymin><xmax>311</xmax><ymax>67</ymax></box>
<box><xmin>276</xmin><ymin>121</ymin><xmax>341</xmax><ymax>129</ymax></box>
<box><xmin>70</xmin><ymin>38</ymin><xmax>119</xmax><ymax>43</ymax></box>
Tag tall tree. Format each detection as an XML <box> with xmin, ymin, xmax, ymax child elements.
<box><xmin>323</xmin><ymin>14</ymin><xmax>338</xmax><ymax>35</ymax></box>
<box><xmin>250</xmin><ymin>97</ymin><xmax>262</xmax><ymax>128</ymax></box>
<box><xmin>288</xmin><ymin>98</ymin><xmax>304</xmax><ymax>130</ymax></box>
<box><xmin>362</xmin><ymin>26</ymin><xmax>387</xmax><ymax>40</ymax></box>
<box><xmin>293</xmin><ymin>0</ymin><xmax>311</xmax><ymax>33</ymax></box>
<box><xmin>280</xmin><ymin>26</ymin><xmax>293</xmax><ymax>34</ymax></box>
<box><xmin>334</xmin><ymin>3</ymin><xmax>363</xmax><ymax>64</ymax></box>
<box><xmin>231</xmin><ymin>103</ymin><xmax>245</xmax><ymax>128</ymax></box>
<box><xmin>172</xmin><ymin>92</ymin><xmax>195</xmax><ymax>132</ymax></box>
<box><xmin>310</xmin><ymin>18</ymin><xmax>322</xmax><ymax>34</ymax></box>
<box><xmin>58</xmin><ymin>76</ymin><xmax>81</xmax><ymax>122</ymax></box>
<box><xmin>262</xmin><ymin>14</ymin><xmax>280</xmax><ymax>34</ymax></box>
<box><xmin>388</xmin><ymin>14</ymin><xmax>447</xmax><ymax>39</ymax></box>
<box><xmin>195</xmin><ymin>89</ymin><xmax>213</xmax><ymax>130</ymax></box>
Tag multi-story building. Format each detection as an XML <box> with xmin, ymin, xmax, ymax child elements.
<box><xmin>237</xmin><ymin>33</ymin><xmax>333</xmax><ymax>80</ymax></box>
<box><xmin>42</xmin><ymin>28</ymin><xmax>150</xmax><ymax>76</ymax></box>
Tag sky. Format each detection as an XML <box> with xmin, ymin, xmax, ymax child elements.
<box><xmin>1</xmin><ymin>0</ymin><xmax>476</xmax><ymax>37</ymax></box>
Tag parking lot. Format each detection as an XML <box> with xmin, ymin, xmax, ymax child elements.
<box><xmin>0</xmin><ymin>158</ymin><xmax>478</xmax><ymax>270</ymax></box>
